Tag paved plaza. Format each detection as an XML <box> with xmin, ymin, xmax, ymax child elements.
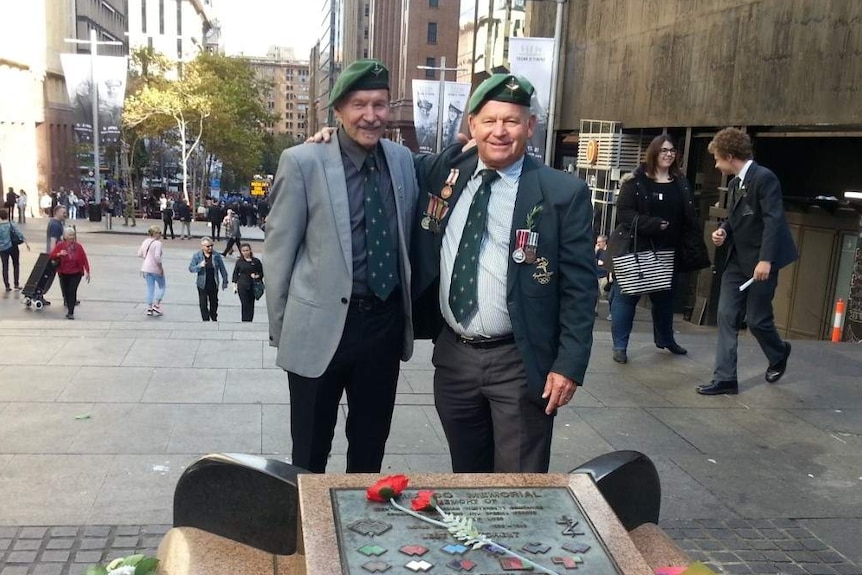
<box><xmin>0</xmin><ymin>217</ymin><xmax>860</xmax><ymax>575</ymax></box>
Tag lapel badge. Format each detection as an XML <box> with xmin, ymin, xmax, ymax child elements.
<box><xmin>532</xmin><ymin>257</ymin><xmax>554</xmax><ymax>285</ymax></box>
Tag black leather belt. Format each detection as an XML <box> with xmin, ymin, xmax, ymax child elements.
<box><xmin>447</xmin><ymin>324</ymin><xmax>515</xmax><ymax>349</ymax></box>
<box><xmin>349</xmin><ymin>291</ymin><xmax>399</xmax><ymax>312</ymax></box>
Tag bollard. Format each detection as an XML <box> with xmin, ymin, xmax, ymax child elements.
<box><xmin>831</xmin><ymin>298</ymin><xmax>845</xmax><ymax>342</ymax></box>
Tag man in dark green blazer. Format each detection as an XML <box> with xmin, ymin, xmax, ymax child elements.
<box><xmin>412</xmin><ymin>74</ymin><xmax>596</xmax><ymax>473</ymax></box>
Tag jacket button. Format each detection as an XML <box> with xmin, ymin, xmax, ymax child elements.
<box><xmin>341</xmin><ymin>297</ymin><xmax>348</xmax><ymax>304</ymax></box>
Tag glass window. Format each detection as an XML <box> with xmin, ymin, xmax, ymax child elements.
<box><xmin>427</xmin><ymin>22</ymin><xmax>437</xmax><ymax>44</ymax></box>
<box><xmin>425</xmin><ymin>57</ymin><xmax>435</xmax><ymax>79</ymax></box>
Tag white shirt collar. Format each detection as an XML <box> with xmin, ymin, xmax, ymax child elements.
<box><xmin>474</xmin><ymin>156</ymin><xmax>525</xmax><ymax>185</ymax></box>
<box><xmin>737</xmin><ymin>159</ymin><xmax>754</xmax><ymax>186</ymax></box>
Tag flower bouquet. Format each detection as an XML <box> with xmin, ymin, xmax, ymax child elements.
<box><xmin>85</xmin><ymin>554</ymin><xmax>159</xmax><ymax>575</ymax></box>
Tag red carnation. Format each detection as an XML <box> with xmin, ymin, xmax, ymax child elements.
<box><xmin>411</xmin><ymin>490</ymin><xmax>437</xmax><ymax>512</ymax></box>
<box><xmin>366</xmin><ymin>475</ymin><xmax>409</xmax><ymax>502</ymax></box>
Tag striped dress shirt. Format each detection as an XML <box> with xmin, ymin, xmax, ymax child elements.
<box><xmin>440</xmin><ymin>158</ymin><xmax>524</xmax><ymax>338</ymax></box>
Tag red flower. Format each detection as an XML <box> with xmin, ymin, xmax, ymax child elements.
<box><xmin>411</xmin><ymin>490</ymin><xmax>437</xmax><ymax>512</ymax></box>
<box><xmin>366</xmin><ymin>475</ymin><xmax>409</xmax><ymax>502</ymax></box>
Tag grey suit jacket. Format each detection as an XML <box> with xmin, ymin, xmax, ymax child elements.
<box><xmin>264</xmin><ymin>138</ymin><xmax>419</xmax><ymax>377</ymax></box>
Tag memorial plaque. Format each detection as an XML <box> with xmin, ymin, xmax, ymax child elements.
<box><xmin>331</xmin><ymin>486</ymin><xmax>623</xmax><ymax>574</ymax></box>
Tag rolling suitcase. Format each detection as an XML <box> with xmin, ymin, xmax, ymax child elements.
<box><xmin>22</xmin><ymin>253</ymin><xmax>57</xmax><ymax>310</ymax></box>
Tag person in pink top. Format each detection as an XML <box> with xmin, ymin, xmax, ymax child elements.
<box><xmin>138</xmin><ymin>225</ymin><xmax>166</xmax><ymax>316</ymax></box>
<box><xmin>48</xmin><ymin>227</ymin><xmax>91</xmax><ymax>319</ymax></box>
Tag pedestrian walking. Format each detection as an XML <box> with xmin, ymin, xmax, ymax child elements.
<box><xmin>48</xmin><ymin>227</ymin><xmax>90</xmax><ymax>319</ymax></box>
<box><xmin>46</xmin><ymin>205</ymin><xmax>66</xmax><ymax>253</ymax></box>
<box><xmin>208</xmin><ymin>201</ymin><xmax>223</xmax><ymax>241</ymax></box>
<box><xmin>176</xmin><ymin>199</ymin><xmax>192</xmax><ymax>239</ymax></box>
<box><xmin>5</xmin><ymin>188</ymin><xmax>18</xmax><ymax>222</ymax></box>
<box><xmin>162</xmin><ymin>200</ymin><xmax>175</xmax><ymax>239</ymax></box>
<box><xmin>221</xmin><ymin>209</ymin><xmax>241</xmax><ymax>256</ymax></box>
<box><xmin>231</xmin><ymin>243</ymin><xmax>263</xmax><ymax>322</ymax></box>
<box><xmin>698</xmin><ymin>128</ymin><xmax>798</xmax><ymax>396</ymax></box>
<box><xmin>0</xmin><ymin>208</ymin><xmax>30</xmax><ymax>292</ymax></box>
<box><xmin>17</xmin><ymin>190</ymin><xmax>28</xmax><ymax>223</ymax></box>
<box><xmin>608</xmin><ymin>135</ymin><xmax>709</xmax><ymax>364</ymax></box>
<box><xmin>189</xmin><ymin>237</ymin><xmax>228</xmax><ymax>321</ymax></box>
<box><xmin>138</xmin><ymin>225</ymin><xmax>166</xmax><ymax>316</ymax></box>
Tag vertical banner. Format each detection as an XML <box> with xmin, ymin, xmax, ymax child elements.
<box><xmin>441</xmin><ymin>82</ymin><xmax>471</xmax><ymax>148</ymax></box>
<box><xmin>61</xmin><ymin>54</ymin><xmax>128</xmax><ymax>146</ymax></box>
<box><xmin>509</xmin><ymin>37</ymin><xmax>554</xmax><ymax>163</ymax></box>
<box><xmin>412</xmin><ymin>79</ymin><xmax>439</xmax><ymax>153</ymax></box>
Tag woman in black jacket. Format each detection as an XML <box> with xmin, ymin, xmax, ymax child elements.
<box><xmin>231</xmin><ymin>243</ymin><xmax>264</xmax><ymax>322</ymax></box>
<box><xmin>609</xmin><ymin>135</ymin><xmax>709</xmax><ymax>364</ymax></box>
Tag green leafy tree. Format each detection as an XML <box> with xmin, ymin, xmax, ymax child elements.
<box><xmin>193</xmin><ymin>53</ymin><xmax>275</xmax><ymax>192</ymax></box>
<box><xmin>261</xmin><ymin>132</ymin><xmax>297</xmax><ymax>176</ymax></box>
<box><xmin>123</xmin><ymin>59</ymin><xmax>212</xmax><ymax>204</ymax></box>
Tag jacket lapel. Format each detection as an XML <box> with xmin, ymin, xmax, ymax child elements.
<box><xmin>323</xmin><ymin>139</ymin><xmax>353</xmax><ymax>273</ymax></box>
<box><xmin>507</xmin><ymin>157</ymin><xmax>543</xmax><ymax>297</ymax></box>
<box><xmin>731</xmin><ymin>161</ymin><xmax>757</xmax><ymax>214</ymax></box>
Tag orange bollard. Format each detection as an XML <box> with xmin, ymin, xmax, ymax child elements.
<box><xmin>831</xmin><ymin>298</ymin><xmax>845</xmax><ymax>342</ymax></box>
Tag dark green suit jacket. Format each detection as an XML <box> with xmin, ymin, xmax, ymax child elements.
<box><xmin>412</xmin><ymin>146</ymin><xmax>596</xmax><ymax>396</ymax></box>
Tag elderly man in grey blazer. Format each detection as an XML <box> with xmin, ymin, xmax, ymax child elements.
<box><xmin>264</xmin><ymin>59</ymin><xmax>419</xmax><ymax>473</ymax></box>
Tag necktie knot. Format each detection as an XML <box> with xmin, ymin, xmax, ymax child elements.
<box><xmin>365</xmin><ymin>154</ymin><xmax>377</xmax><ymax>172</ymax></box>
<box><xmin>480</xmin><ymin>169</ymin><xmax>499</xmax><ymax>186</ymax></box>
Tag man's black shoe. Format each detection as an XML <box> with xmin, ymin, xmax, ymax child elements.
<box><xmin>696</xmin><ymin>380</ymin><xmax>738</xmax><ymax>395</ymax></box>
<box><xmin>658</xmin><ymin>343</ymin><xmax>688</xmax><ymax>355</ymax></box>
<box><xmin>765</xmin><ymin>342</ymin><xmax>791</xmax><ymax>383</ymax></box>
<box><xmin>612</xmin><ymin>349</ymin><xmax>628</xmax><ymax>364</ymax></box>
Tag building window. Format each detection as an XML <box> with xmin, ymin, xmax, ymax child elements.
<box><xmin>363</xmin><ymin>27</ymin><xmax>368</xmax><ymax>40</ymax></box>
<box><xmin>363</xmin><ymin>48</ymin><xmax>368</xmax><ymax>58</ymax></box>
<box><xmin>425</xmin><ymin>57</ymin><xmax>435</xmax><ymax>79</ymax></box>
<box><xmin>364</xmin><ymin>3</ymin><xmax>369</xmax><ymax>16</ymax></box>
<box><xmin>427</xmin><ymin>22</ymin><xmax>437</xmax><ymax>44</ymax></box>
<box><xmin>429</xmin><ymin>0</ymin><xmax>438</xmax><ymax>6</ymax></box>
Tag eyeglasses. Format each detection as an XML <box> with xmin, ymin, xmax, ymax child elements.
<box><xmin>202</xmin><ymin>244</ymin><xmax>213</xmax><ymax>248</ymax></box>
<box><xmin>659</xmin><ymin>148</ymin><xmax>677</xmax><ymax>155</ymax></box>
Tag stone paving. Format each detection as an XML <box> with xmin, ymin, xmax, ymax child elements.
<box><xmin>0</xmin><ymin>218</ymin><xmax>860</xmax><ymax>575</ymax></box>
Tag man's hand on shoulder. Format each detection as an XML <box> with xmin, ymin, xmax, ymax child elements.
<box><xmin>306</xmin><ymin>127</ymin><xmax>336</xmax><ymax>144</ymax></box>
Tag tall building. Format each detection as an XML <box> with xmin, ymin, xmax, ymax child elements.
<box><xmin>127</xmin><ymin>0</ymin><xmax>214</xmax><ymax>63</ymax></box>
<box><xmin>0</xmin><ymin>0</ymin><xmax>79</xmax><ymax>200</ymax></box>
<box><xmin>72</xmin><ymin>0</ymin><xmax>130</xmax><ymax>57</ymax></box>
<box><xmin>247</xmin><ymin>48</ymin><xmax>310</xmax><ymax>143</ymax></box>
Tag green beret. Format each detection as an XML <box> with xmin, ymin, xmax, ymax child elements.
<box><xmin>467</xmin><ymin>74</ymin><xmax>534</xmax><ymax>114</ymax></box>
<box><xmin>328</xmin><ymin>59</ymin><xmax>390</xmax><ymax>107</ymax></box>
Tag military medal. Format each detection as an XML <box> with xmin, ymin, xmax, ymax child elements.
<box><xmin>423</xmin><ymin>193</ymin><xmax>450</xmax><ymax>234</ymax></box>
<box><xmin>440</xmin><ymin>168</ymin><xmax>459</xmax><ymax>199</ymax></box>
<box><xmin>421</xmin><ymin>215</ymin><xmax>431</xmax><ymax>230</ymax></box>
<box><xmin>524</xmin><ymin>231</ymin><xmax>539</xmax><ymax>264</ymax></box>
<box><xmin>513</xmin><ymin>229</ymin><xmax>530</xmax><ymax>263</ymax></box>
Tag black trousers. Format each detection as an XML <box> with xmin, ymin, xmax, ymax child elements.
<box><xmin>288</xmin><ymin>296</ymin><xmax>403</xmax><ymax>473</ymax></box>
<box><xmin>210</xmin><ymin>221</ymin><xmax>221</xmax><ymax>241</ymax></box>
<box><xmin>58</xmin><ymin>273</ymin><xmax>83</xmax><ymax>315</ymax></box>
<box><xmin>162</xmin><ymin>218</ymin><xmax>174</xmax><ymax>238</ymax></box>
<box><xmin>433</xmin><ymin>326</ymin><xmax>554</xmax><ymax>473</ymax></box>
<box><xmin>1</xmin><ymin>245</ymin><xmax>21</xmax><ymax>288</ymax></box>
<box><xmin>197</xmin><ymin>285</ymin><xmax>219</xmax><ymax>321</ymax></box>
<box><xmin>238</xmin><ymin>285</ymin><xmax>255</xmax><ymax>322</ymax></box>
<box><xmin>222</xmin><ymin>237</ymin><xmax>240</xmax><ymax>256</ymax></box>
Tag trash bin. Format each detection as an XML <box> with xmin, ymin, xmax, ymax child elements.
<box><xmin>89</xmin><ymin>202</ymin><xmax>101</xmax><ymax>222</ymax></box>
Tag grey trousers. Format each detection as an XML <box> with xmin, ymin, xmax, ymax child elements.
<box><xmin>713</xmin><ymin>257</ymin><xmax>786</xmax><ymax>382</ymax></box>
<box><xmin>433</xmin><ymin>327</ymin><xmax>554</xmax><ymax>473</ymax></box>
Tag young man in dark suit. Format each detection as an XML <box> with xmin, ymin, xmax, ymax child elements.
<box><xmin>698</xmin><ymin>128</ymin><xmax>798</xmax><ymax>396</ymax></box>
<box><xmin>411</xmin><ymin>75</ymin><xmax>596</xmax><ymax>473</ymax></box>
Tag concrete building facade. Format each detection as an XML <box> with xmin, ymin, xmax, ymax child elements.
<box><xmin>127</xmin><ymin>0</ymin><xmax>213</xmax><ymax>64</ymax></box>
<box><xmin>248</xmin><ymin>49</ymin><xmax>311</xmax><ymax>143</ymax></box>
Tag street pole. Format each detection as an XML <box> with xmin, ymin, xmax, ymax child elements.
<box><xmin>89</xmin><ymin>30</ymin><xmax>102</xmax><ymax>203</ymax></box>
<box><xmin>544</xmin><ymin>0</ymin><xmax>565</xmax><ymax>167</ymax></box>
<box><xmin>65</xmin><ymin>31</ymin><xmax>122</xmax><ymax>203</ymax></box>
<box><xmin>417</xmin><ymin>58</ymin><xmax>464</xmax><ymax>153</ymax></box>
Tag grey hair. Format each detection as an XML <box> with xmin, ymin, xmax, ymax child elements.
<box><xmin>200</xmin><ymin>236</ymin><xmax>213</xmax><ymax>244</ymax></box>
<box><xmin>63</xmin><ymin>226</ymin><xmax>77</xmax><ymax>239</ymax></box>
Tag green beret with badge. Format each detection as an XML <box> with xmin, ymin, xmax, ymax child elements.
<box><xmin>467</xmin><ymin>74</ymin><xmax>534</xmax><ymax>114</ymax></box>
<box><xmin>328</xmin><ymin>59</ymin><xmax>390</xmax><ymax>107</ymax></box>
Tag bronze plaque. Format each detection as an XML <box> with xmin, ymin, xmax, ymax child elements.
<box><xmin>331</xmin><ymin>486</ymin><xmax>623</xmax><ymax>574</ymax></box>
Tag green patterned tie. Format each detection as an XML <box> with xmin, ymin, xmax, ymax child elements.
<box><xmin>449</xmin><ymin>169</ymin><xmax>500</xmax><ymax>323</ymax></box>
<box><xmin>364</xmin><ymin>154</ymin><xmax>397</xmax><ymax>299</ymax></box>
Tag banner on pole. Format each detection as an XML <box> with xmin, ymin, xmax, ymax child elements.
<box><xmin>412</xmin><ymin>79</ymin><xmax>471</xmax><ymax>153</ymax></box>
<box><xmin>61</xmin><ymin>54</ymin><xmax>128</xmax><ymax>146</ymax></box>
<box><xmin>508</xmin><ymin>37</ymin><xmax>554</xmax><ymax>163</ymax></box>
